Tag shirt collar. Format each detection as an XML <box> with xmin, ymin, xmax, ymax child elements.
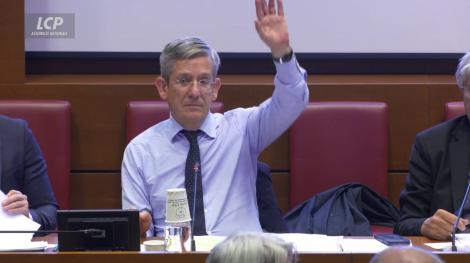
<box><xmin>168</xmin><ymin>112</ymin><xmax>218</xmax><ymax>142</ymax></box>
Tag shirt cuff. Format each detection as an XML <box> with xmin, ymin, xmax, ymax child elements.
<box><xmin>274</xmin><ymin>54</ymin><xmax>306</xmax><ymax>84</ymax></box>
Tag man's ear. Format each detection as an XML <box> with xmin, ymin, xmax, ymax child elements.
<box><xmin>155</xmin><ymin>77</ymin><xmax>168</xmax><ymax>100</ymax></box>
<box><xmin>211</xmin><ymin>78</ymin><xmax>221</xmax><ymax>101</ymax></box>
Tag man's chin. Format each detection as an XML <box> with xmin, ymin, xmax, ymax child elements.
<box><xmin>183</xmin><ymin>110</ymin><xmax>208</xmax><ymax>122</ymax></box>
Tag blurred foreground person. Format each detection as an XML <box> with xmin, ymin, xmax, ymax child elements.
<box><xmin>370</xmin><ymin>246</ymin><xmax>443</xmax><ymax>263</ymax></box>
<box><xmin>206</xmin><ymin>232</ymin><xmax>297</xmax><ymax>263</ymax></box>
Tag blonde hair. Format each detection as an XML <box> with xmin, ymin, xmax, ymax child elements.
<box><xmin>206</xmin><ymin>233</ymin><xmax>297</xmax><ymax>263</ymax></box>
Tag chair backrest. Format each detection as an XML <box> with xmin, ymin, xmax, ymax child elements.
<box><xmin>289</xmin><ymin>101</ymin><xmax>388</xmax><ymax>208</ymax></box>
<box><xmin>444</xmin><ymin>101</ymin><xmax>465</xmax><ymax>121</ymax></box>
<box><xmin>126</xmin><ymin>100</ymin><xmax>224</xmax><ymax>143</ymax></box>
<box><xmin>0</xmin><ymin>100</ymin><xmax>71</xmax><ymax>209</ymax></box>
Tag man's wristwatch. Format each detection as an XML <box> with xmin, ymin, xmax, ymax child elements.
<box><xmin>273</xmin><ymin>48</ymin><xmax>294</xmax><ymax>64</ymax></box>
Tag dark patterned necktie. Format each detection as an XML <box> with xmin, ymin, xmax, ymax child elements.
<box><xmin>182</xmin><ymin>130</ymin><xmax>207</xmax><ymax>235</ymax></box>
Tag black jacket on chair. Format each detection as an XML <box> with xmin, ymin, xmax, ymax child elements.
<box><xmin>284</xmin><ymin>183</ymin><xmax>399</xmax><ymax>236</ymax></box>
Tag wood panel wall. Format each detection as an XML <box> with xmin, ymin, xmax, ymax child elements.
<box><xmin>1</xmin><ymin>74</ymin><xmax>461</xmax><ymax>212</ymax></box>
<box><xmin>0</xmin><ymin>0</ymin><xmax>24</xmax><ymax>83</ymax></box>
<box><xmin>0</xmin><ymin>0</ymin><xmax>464</xmax><ymax>214</ymax></box>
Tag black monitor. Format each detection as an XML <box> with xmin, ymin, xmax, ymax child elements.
<box><xmin>57</xmin><ymin>209</ymin><xmax>140</xmax><ymax>251</ymax></box>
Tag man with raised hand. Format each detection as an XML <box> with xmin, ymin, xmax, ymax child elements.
<box><xmin>122</xmin><ymin>0</ymin><xmax>309</xmax><ymax>237</ymax></box>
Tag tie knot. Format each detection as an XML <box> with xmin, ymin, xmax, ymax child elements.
<box><xmin>182</xmin><ymin>130</ymin><xmax>199</xmax><ymax>144</ymax></box>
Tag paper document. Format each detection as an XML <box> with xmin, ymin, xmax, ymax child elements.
<box><xmin>194</xmin><ymin>234</ymin><xmax>343</xmax><ymax>253</ymax></box>
<box><xmin>0</xmin><ymin>190</ymin><xmax>41</xmax><ymax>249</ymax></box>
<box><xmin>456</xmin><ymin>233</ymin><xmax>470</xmax><ymax>249</ymax></box>
<box><xmin>195</xmin><ymin>235</ymin><xmax>226</xmax><ymax>252</ymax></box>
<box><xmin>426</xmin><ymin>233</ymin><xmax>470</xmax><ymax>251</ymax></box>
<box><xmin>340</xmin><ymin>238</ymin><xmax>388</xmax><ymax>253</ymax></box>
<box><xmin>424</xmin><ymin>242</ymin><xmax>452</xmax><ymax>250</ymax></box>
<box><xmin>276</xmin><ymin>234</ymin><xmax>342</xmax><ymax>253</ymax></box>
<box><xmin>0</xmin><ymin>241</ymin><xmax>48</xmax><ymax>252</ymax></box>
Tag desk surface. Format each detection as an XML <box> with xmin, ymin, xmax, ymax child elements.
<box><xmin>0</xmin><ymin>235</ymin><xmax>467</xmax><ymax>263</ymax></box>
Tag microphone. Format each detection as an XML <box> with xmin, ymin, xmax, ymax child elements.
<box><xmin>451</xmin><ymin>179</ymin><xmax>470</xmax><ymax>251</ymax></box>
<box><xmin>190</xmin><ymin>162</ymin><xmax>200</xmax><ymax>252</ymax></box>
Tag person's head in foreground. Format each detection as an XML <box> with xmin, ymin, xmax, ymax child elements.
<box><xmin>455</xmin><ymin>51</ymin><xmax>470</xmax><ymax>120</ymax></box>
<box><xmin>206</xmin><ymin>232</ymin><xmax>297</xmax><ymax>263</ymax></box>
<box><xmin>369</xmin><ymin>246</ymin><xmax>443</xmax><ymax>263</ymax></box>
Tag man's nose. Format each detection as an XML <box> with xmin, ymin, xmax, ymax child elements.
<box><xmin>187</xmin><ymin>82</ymin><xmax>201</xmax><ymax>97</ymax></box>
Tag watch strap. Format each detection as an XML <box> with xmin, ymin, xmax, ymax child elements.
<box><xmin>273</xmin><ymin>48</ymin><xmax>294</xmax><ymax>64</ymax></box>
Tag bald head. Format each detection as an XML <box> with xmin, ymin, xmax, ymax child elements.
<box><xmin>370</xmin><ymin>246</ymin><xmax>443</xmax><ymax>263</ymax></box>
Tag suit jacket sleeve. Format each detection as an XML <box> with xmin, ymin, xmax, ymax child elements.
<box><xmin>394</xmin><ymin>134</ymin><xmax>433</xmax><ymax>236</ymax></box>
<box><xmin>256</xmin><ymin>162</ymin><xmax>288</xmax><ymax>233</ymax></box>
<box><xmin>21</xmin><ymin>122</ymin><xmax>58</xmax><ymax>231</ymax></box>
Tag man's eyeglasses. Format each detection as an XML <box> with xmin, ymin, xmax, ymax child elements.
<box><xmin>174</xmin><ymin>76</ymin><xmax>214</xmax><ymax>89</ymax></box>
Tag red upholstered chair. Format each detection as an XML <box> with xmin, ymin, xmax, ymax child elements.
<box><xmin>444</xmin><ymin>101</ymin><xmax>465</xmax><ymax>121</ymax></box>
<box><xmin>289</xmin><ymin>102</ymin><xmax>388</xmax><ymax>207</ymax></box>
<box><xmin>290</xmin><ymin>102</ymin><xmax>390</xmax><ymax>233</ymax></box>
<box><xmin>126</xmin><ymin>100</ymin><xmax>224</xmax><ymax>143</ymax></box>
<box><xmin>0</xmin><ymin>100</ymin><xmax>71</xmax><ymax>209</ymax></box>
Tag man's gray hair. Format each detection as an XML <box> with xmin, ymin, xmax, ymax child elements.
<box><xmin>206</xmin><ymin>232</ymin><xmax>297</xmax><ymax>263</ymax></box>
<box><xmin>159</xmin><ymin>36</ymin><xmax>221</xmax><ymax>81</ymax></box>
<box><xmin>455</xmin><ymin>52</ymin><xmax>470</xmax><ymax>90</ymax></box>
<box><xmin>369</xmin><ymin>246</ymin><xmax>443</xmax><ymax>263</ymax></box>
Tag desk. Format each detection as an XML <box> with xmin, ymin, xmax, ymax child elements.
<box><xmin>0</xmin><ymin>235</ymin><xmax>468</xmax><ymax>263</ymax></box>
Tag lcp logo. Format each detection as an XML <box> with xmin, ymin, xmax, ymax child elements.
<box><xmin>36</xmin><ymin>16</ymin><xmax>65</xmax><ymax>31</ymax></box>
<box><xmin>25</xmin><ymin>14</ymin><xmax>75</xmax><ymax>38</ymax></box>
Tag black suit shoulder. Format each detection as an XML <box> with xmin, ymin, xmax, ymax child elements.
<box><xmin>415</xmin><ymin>116</ymin><xmax>465</xmax><ymax>146</ymax></box>
<box><xmin>413</xmin><ymin>116</ymin><xmax>468</xmax><ymax>173</ymax></box>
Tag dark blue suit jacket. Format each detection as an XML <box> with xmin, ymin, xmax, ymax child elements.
<box><xmin>256</xmin><ymin>162</ymin><xmax>288</xmax><ymax>233</ymax></box>
<box><xmin>284</xmin><ymin>183</ymin><xmax>399</xmax><ymax>235</ymax></box>
<box><xmin>0</xmin><ymin>115</ymin><xmax>58</xmax><ymax>231</ymax></box>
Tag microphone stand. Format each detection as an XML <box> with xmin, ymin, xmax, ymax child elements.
<box><xmin>190</xmin><ymin>162</ymin><xmax>199</xmax><ymax>252</ymax></box>
<box><xmin>452</xmin><ymin>182</ymin><xmax>470</xmax><ymax>251</ymax></box>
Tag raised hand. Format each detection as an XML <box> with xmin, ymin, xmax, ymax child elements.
<box><xmin>254</xmin><ymin>0</ymin><xmax>291</xmax><ymax>58</ymax></box>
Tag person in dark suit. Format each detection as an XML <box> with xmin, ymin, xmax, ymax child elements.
<box><xmin>394</xmin><ymin>52</ymin><xmax>470</xmax><ymax>240</ymax></box>
<box><xmin>0</xmin><ymin>115</ymin><xmax>58</xmax><ymax>231</ymax></box>
<box><xmin>256</xmin><ymin>161</ymin><xmax>288</xmax><ymax>233</ymax></box>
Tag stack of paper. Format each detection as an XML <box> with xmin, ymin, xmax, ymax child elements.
<box><xmin>0</xmin><ymin>191</ymin><xmax>47</xmax><ymax>251</ymax></box>
<box><xmin>426</xmin><ymin>233</ymin><xmax>470</xmax><ymax>251</ymax></box>
<box><xmin>276</xmin><ymin>234</ymin><xmax>342</xmax><ymax>253</ymax></box>
<box><xmin>192</xmin><ymin>234</ymin><xmax>392</xmax><ymax>253</ymax></box>
<box><xmin>194</xmin><ymin>235</ymin><xmax>227</xmax><ymax>252</ymax></box>
<box><xmin>340</xmin><ymin>238</ymin><xmax>388</xmax><ymax>253</ymax></box>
